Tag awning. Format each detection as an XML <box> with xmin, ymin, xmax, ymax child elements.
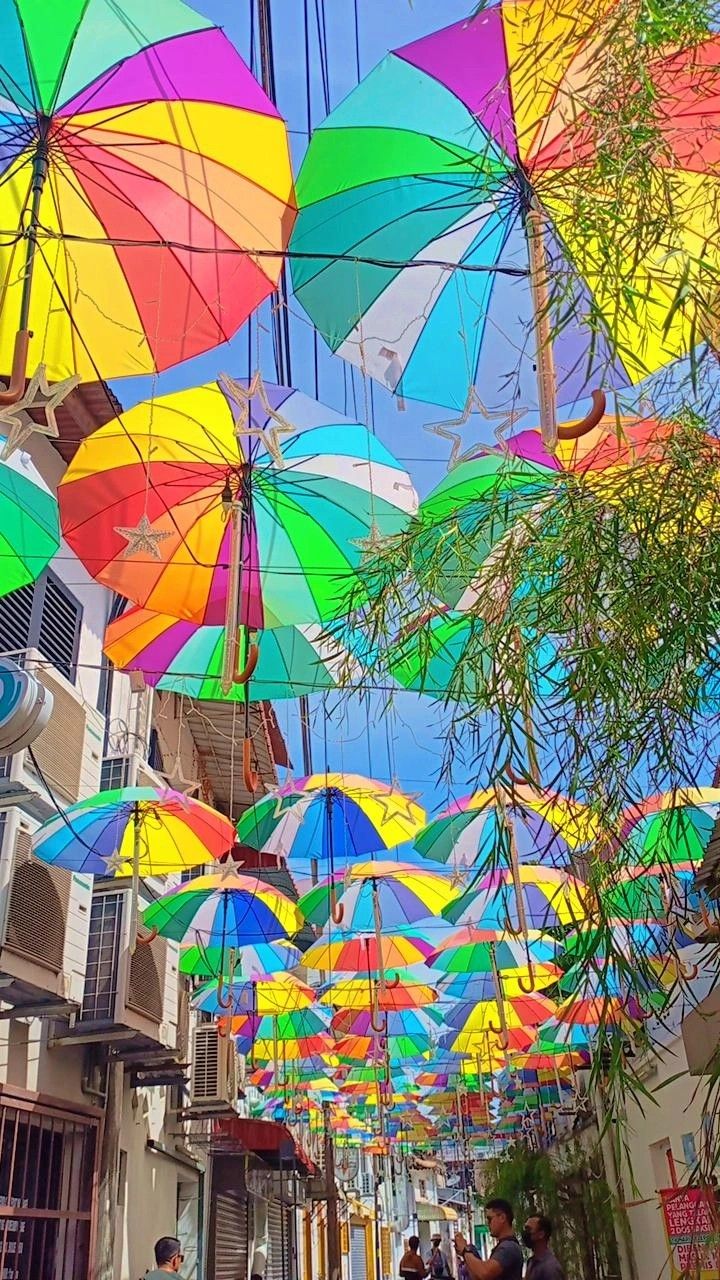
<box><xmin>211</xmin><ymin>1116</ymin><xmax>317</xmax><ymax>1174</ymax></box>
<box><xmin>416</xmin><ymin>1199</ymin><xmax>458</xmax><ymax>1223</ymax></box>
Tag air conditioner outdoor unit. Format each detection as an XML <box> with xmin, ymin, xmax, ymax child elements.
<box><xmin>0</xmin><ymin>650</ymin><xmax>104</xmax><ymax>820</ymax></box>
<box><xmin>0</xmin><ymin>810</ymin><xmax>92</xmax><ymax>1012</ymax></box>
<box><xmin>76</xmin><ymin>885</ymin><xmax>178</xmax><ymax>1050</ymax></box>
<box><xmin>189</xmin><ymin>1024</ymin><xmax>239</xmax><ymax>1110</ymax></box>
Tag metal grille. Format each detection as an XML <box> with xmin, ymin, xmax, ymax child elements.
<box><xmin>207</xmin><ymin>1155</ymin><xmax>249</xmax><ymax>1280</ymax></box>
<box><xmin>5</xmin><ymin>830</ymin><xmax>69</xmax><ymax>973</ymax></box>
<box><xmin>99</xmin><ymin>757</ymin><xmax>129</xmax><ymax>792</ymax></box>
<box><xmin>350</xmin><ymin>1224</ymin><xmax>369</xmax><ymax>1280</ymax></box>
<box><xmin>267</xmin><ymin>1194</ymin><xmax>294</xmax><ymax>1280</ymax></box>
<box><xmin>80</xmin><ymin>892</ymin><xmax>123</xmax><ymax>1022</ymax></box>
<box><xmin>127</xmin><ymin>942</ymin><xmax>163</xmax><ymax>1023</ymax></box>
<box><xmin>0</xmin><ymin>1096</ymin><xmax>99</xmax><ymax>1280</ymax></box>
<box><xmin>0</xmin><ymin>587</ymin><xmax>34</xmax><ymax>655</ymax></box>
<box><xmin>191</xmin><ymin>1025</ymin><xmax>221</xmax><ymax>1103</ymax></box>
<box><xmin>0</xmin><ymin>575</ymin><xmax>80</xmax><ymax>684</ymax></box>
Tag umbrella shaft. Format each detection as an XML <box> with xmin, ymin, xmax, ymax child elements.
<box><xmin>20</xmin><ymin>124</ymin><xmax>51</xmax><ymax>333</ymax></box>
<box><xmin>526</xmin><ymin>203</ymin><xmax>558</xmax><ymax>453</ymax></box>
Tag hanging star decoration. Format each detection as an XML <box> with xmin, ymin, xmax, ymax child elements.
<box><xmin>114</xmin><ymin>513</ymin><xmax>172</xmax><ymax>561</ymax></box>
<box><xmin>0</xmin><ymin>365</ymin><xmax>80</xmax><ymax>461</ymax></box>
<box><xmin>219</xmin><ymin>371</ymin><xmax>295</xmax><ymax>468</ymax></box>
<box><xmin>425</xmin><ymin>388</ymin><xmax>528</xmax><ymax>469</ymax></box>
<box><xmin>374</xmin><ymin>778</ymin><xmax>424</xmax><ymax>830</ymax></box>
<box><xmin>350</xmin><ymin>521</ymin><xmax>388</xmax><ymax>561</ymax></box>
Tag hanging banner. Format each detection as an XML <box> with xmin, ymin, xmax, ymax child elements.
<box><xmin>660</xmin><ymin>1187</ymin><xmax>720</xmax><ymax>1279</ymax></box>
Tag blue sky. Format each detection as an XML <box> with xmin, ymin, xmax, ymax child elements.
<box><xmin>111</xmin><ymin>0</ymin><xmax>479</xmax><ymax>815</ymax></box>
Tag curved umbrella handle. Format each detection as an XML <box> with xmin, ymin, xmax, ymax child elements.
<box><xmin>216</xmin><ymin>973</ymin><xmax>234</xmax><ymax>1011</ymax></box>
<box><xmin>233</xmin><ymin>641</ymin><xmax>260</xmax><ymax>686</ymax></box>
<box><xmin>516</xmin><ymin>968</ymin><xmax>537</xmax><ymax>995</ymax></box>
<box><xmin>386</xmin><ymin>972</ymin><xmax>401</xmax><ymax>990</ymax></box>
<box><xmin>502</xmin><ymin>912</ymin><xmax>524</xmax><ymax>939</ymax></box>
<box><xmin>0</xmin><ymin>331</ymin><xmax>30</xmax><ymax>406</ymax></box>
<box><xmin>370</xmin><ymin>1005</ymin><xmax>388</xmax><ymax>1035</ymax></box>
<box><xmin>243</xmin><ymin>738</ymin><xmax>260</xmax><ymax>794</ymax></box>
<box><xmin>679</xmin><ymin>961</ymin><xmax>698</xmax><ymax>981</ymax></box>
<box><xmin>217</xmin><ymin>1020</ymin><xmax>228</xmax><ymax>1039</ymax></box>
<box><xmin>556</xmin><ymin>390</ymin><xmax>607</xmax><ymax>441</ymax></box>
<box><xmin>135</xmin><ymin>926</ymin><xmax>158</xmax><ymax>947</ymax></box>
<box><xmin>330</xmin><ymin>887</ymin><xmax>344</xmax><ymax>926</ymax></box>
<box><xmin>698</xmin><ymin>902</ymin><xmax>720</xmax><ymax>935</ymax></box>
<box><xmin>487</xmin><ymin>1020</ymin><xmax>510</xmax><ymax>1050</ymax></box>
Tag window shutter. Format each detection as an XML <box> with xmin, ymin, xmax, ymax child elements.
<box><xmin>37</xmin><ymin>574</ymin><xmax>80</xmax><ymax>679</ymax></box>
<box><xmin>0</xmin><ymin>583</ymin><xmax>34</xmax><ymax>654</ymax></box>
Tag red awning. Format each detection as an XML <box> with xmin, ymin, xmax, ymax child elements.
<box><xmin>211</xmin><ymin>1116</ymin><xmax>317</xmax><ymax>1174</ymax></box>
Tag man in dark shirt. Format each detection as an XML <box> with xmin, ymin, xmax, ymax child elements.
<box><xmin>522</xmin><ymin>1215</ymin><xmax>565</xmax><ymax>1280</ymax></box>
<box><xmin>455</xmin><ymin>1198</ymin><xmax>524</xmax><ymax>1280</ymax></box>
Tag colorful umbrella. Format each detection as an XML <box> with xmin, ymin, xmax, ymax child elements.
<box><xmin>619</xmin><ymin>788</ymin><xmax>720</xmax><ymax>868</ymax></box>
<box><xmin>236</xmin><ymin>774</ymin><xmax>426</xmax><ymax>869</ymax></box>
<box><xmin>331</xmin><ymin>1007</ymin><xmax>444</xmax><ymax>1060</ymax></box>
<box><xmin>32</xmin><ymin>786</ymin><xmax>233</xmax><ymax>877</ymax></box>
<box><xmin>445</xmin><ymin>866</ymin><xmax>591</xmax><ymax>933</ymax></box>
<box><xmin>427</xmin><ymin>928</ymin><xmax>560</xmax><ymax>993</ymax></box>
<box><xmin>59</xmin><ymin>382</ymin><xmax>417</xmax><ymax>629</ymax></box>
<box><xmin>192</xmin><ymin>972</ymin><xmax>314</xmax><ymax>1018</ymax></box>
<box><xmin>302</xmin><ymin>931</ymin><xmax>435</xmax><ymax>975</ymax></box>
<box><xmin>299</xmin><ymin>862</ymin><xmax>459</xmax><ymax>930</ymax></box>
<box><xmin>417</xmin><ymin>785</ymin><xmax>597</xmax><ymax>870</ymax></box>
<box><xmin>290</xmin><ymin>11</ymin><xmax>718</xmax><ymax>422</ymax></box>
<box><xmin>103</xmin><ymin>608</ymin><xmax>368</xmax><ymax>704</ymax></box>
<box><xmin>0</xmin><ymin>441</ymin><xmax>59</xmax><ymax>596</ymax></box>
<box><xmin>179</xmin><ymin>939</ymin><xmax>302</xmax><ymax>979</ymax></box>
<box><xmin>234</xmin><ymin>1009</ymin><xmax>334</xmax><ymax>1062</ymax></box>
<box><xmin>143</xmin><ymin>872</ymin><xmax>303</xmax><ymax>946</ymax></box>
<box><xmin>319</xmin><ymin>976</ymin><xmax>438</xmax><ymax>1011</ymax></box>
<box><xmin>0</xmin><ymin>2</ymin><xmax>295</xmax><ymax>384</ymax></box>
<box><xmin>443</xmin><ymin>994</ymin><xmax>556</xmax><ymax>1034</ymax></box>
<box><xmin>439</xmin><ymin>1026</ymin><xmax>534</xmax><ymax>1060</ymax></box>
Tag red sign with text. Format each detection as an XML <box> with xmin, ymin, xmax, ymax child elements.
<box><xmin>660</xmin><ymin>1188</ymin><xmax>719</xmax><ymax>1278</ymax></box>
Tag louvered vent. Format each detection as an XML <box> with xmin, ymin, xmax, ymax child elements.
<box><xmin>127</xmin><ymin>938</ymin><xmax>164</xmax><ymax>1023</ymax></box>
<box><xmin>192</xmin><ymin>1025</ymin><xmax>223</xmax><ymax>1103</ymax></box>
<box><xmin>5</xmin><ymin>828</ymin><xmax>69</xmax><ymax>972</ymax></box>
<box><xmin>37</xmin><ymin>576</ymin><xmax>79</xmax><ymax>680</ymax></box>
<box><xmin>0</xmin><ymin>584</ymin><xmax>33</xmax><ymax>654</ymax></box>
<box><xmin>29</xmin><ymin>666</ymin><xmax>86</xmax><ymax>802</ymax></box>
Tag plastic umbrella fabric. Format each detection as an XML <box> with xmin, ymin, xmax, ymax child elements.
<box><xmin>143</xmin><ymin>872</ymin><xmax>303</xmax><ymax>945</ymax></box>
<box><xmin>291</xmin><ymin>11</ymin><xmax>719</xmax><ymax>413</ymax></box>
<box><xmin>104</xmin><ymin>608</ymin><xmax>368</xmax><ymax>704</ymax></box>
<box><xmin>32</xmin><ymin>786</ymin><xmax>233</xmax><ymax>877</ymax></box>
<box><xmin>298</xmin><ymin>863</ymin><xmax>459</xmax><ymax>930</ymax></box>
<box><xmin>0</xmin><ymin>1</ymin><xmax>295</xmax><ymax>383</ymax></box>
<box><xmin>443</xmin><ymin>994</ymin><xmax>556</xmax><ymax>1034</ymax></box>
<box><xmin>319</xmin><ymin>977</ymin><xmax>438</xmax><ymax>1011</ymax></box>
<box><xmin>236</xmin><ymin>774</ymin><xmax>426</xmax><ymax>867</ymax></box>
<box><xmin>427</xmin><ymin>929</ymin><xmax>560</xmax><ymax>991</ymax></box>
<box><xmin>619</xmin><ymin>788</ymin><xmax>720</xmax><ymax>868</ymax></box>
<box><xmin>416</xmin><ymin>786</ymin><xmax>598</xmax><ymax>870</ymax></box>
<box><xmin>192</xmin><ymin>973</ymin><xmax>314</xmax><ymax>1017</ymax></box>
<box><xmin>302</xmin><ymin>932</ymin><xmax>434</xmax><ymax>975</ymax></box>
<box><xmin>445</xmin><ymin>866</ymin><xmax>591</xmax><ymax>932</ymax></box>
<box><xmin>59</xmin><ymin>381</ymin><xmax>417</xmax><ymax>628</ymax></box>
<box><xmin>0</xmin><ymin>441</ymin><xmax>59</xmax><ymax>596</ymax></box>
<box><xmin>179</xmin><ymin>939</ymin><xmax>302</xmax><ymax>979</ymax></box>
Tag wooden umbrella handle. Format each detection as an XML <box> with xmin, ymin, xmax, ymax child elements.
<box><xmin>556</xmin><ymin>390</ymin><xmax>607</xmax><ymax>440</ymax></box>
<box><xmin>0</xmin><ymin>331</ymin><xmax>30</xmax><ymax>406</ymax></box>
<box><xmin>243</xmin><ymin>737</ymin><xmax>259</xmax><ymax>794</ymax></box>
<box><xmin>233</xmin><ymin>642</ymin><xmax>260</xmax><ymax>686</ymax></box>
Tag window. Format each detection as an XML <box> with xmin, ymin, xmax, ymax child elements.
<box><xmin>147</xmin><ymin>727</ymin><xmax>164</xmax><ymax>773</ymax></box>
<box><xmin>0</xmin><ymin>571</ymin><xmax>81</xmax><ymax>682</ymax></box>
<box><xmin>100</xmin><ymin>757</ymin><xmax>130</xmax><ymax>792</ymax></box>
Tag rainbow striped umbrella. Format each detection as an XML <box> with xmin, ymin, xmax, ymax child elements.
<box><xmin>0</xmin><ymin>1</ymin><xmax>295</xmax><ymax>383</ymax></box>
<box><xmin>428</xmin><ymin>928</ymin><xmax>560</xmax><ymax>991</ymax></box>
<box><xmin>143</xmin><ymin>872</ymin><xmax>303</xmax><ymax>946</ymax></box>
<box><xmin>417</xmin><ymin>785</ymin><xmax>598</xmax><ymax>870</ymax></box>
<box><xmin>619</xmin><ymin>788</ymin><xmax>720</xmax><ymax>869</ymax></box>
<box><xmin>179</xmin><ymin>939</ymin><xmax>302</xmax><ymax>979</ymax></box>
<box><xmin>443</xmin><ymin>994</ymin><xmax>556</xmax><ymax>1034</ymax></box>
<box><xmin>192</xmin><ymin>973</ymin><xmax>314</xmax><ymax>1018</ymax></box>
<box><xmin>445</xmin><ymin>866</ymin><xmax>591</xmax><ymax>933</ymax></box>
<box><xmin>299</xmin><ymin>861</ymin><xmax>459</xmax><ymax>930</ymax></box>
<box><xmin>302</xmin><ymin>931</ymin><xmax>435</xmax><ymax>975</ymax></box>
<box><xmin>319</xmin><ymin>976</ymin><xmax>438</xmax><ymax>1012</ymax></box>
<box><xmin>236</xmin><ymin>774</ymin><xmax>426</xmax><ymax>870</ymax></box>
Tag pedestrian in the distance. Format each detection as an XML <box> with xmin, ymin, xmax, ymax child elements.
<box><xmin>400</xmin><ymin>1236</ymin><xmax>430</xmax><ymax>1280</ymax></box>
<box><xmin>455</xmin><ymin>1197</ymin><xmax>524</xmax><ymax>1280</ymax></box>
<box><xmin>429</xmin><ymin>1232</ymin><xmax>452</xmax><ymax>1279</ymax></box>
<box><xmin>146</xmin><ymin>1236</ymin><xmax>185</xmax><ymax>1277</ymax></box>
<box><xmin>522</xmin><ymin>1215</ymin><xmax>566</xmax><ymax>1280</ymax></box>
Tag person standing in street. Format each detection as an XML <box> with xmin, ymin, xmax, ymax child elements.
<box><xmin>429</xmin><ymin>1232</ymin><xmax>453</xmax><ymax>1279</ymax></box>
<box><xmin>455</xmin><ymin>1198</ymin><xmax>524</xmax><ymax>1280</ymax></box>
<box><xmin>522</xmin><ymin>1215</ymin><xmax>565</xmax><ymax>1280</ymax></box>
<box><xmin>145</xmin><ymin>1236</ymin><xmax>185</xmax><ymax>1277</ymax></box>
<box><xmin>400</xmin><ymin>1236</ymin><xmax>430</xmax><ymax>1280</ymax></box>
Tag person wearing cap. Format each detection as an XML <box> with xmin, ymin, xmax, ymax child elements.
<box><xmin>429</xmin><ymin>1232</ymin><xmax>453</xmax><ymax>1278</ymax></box>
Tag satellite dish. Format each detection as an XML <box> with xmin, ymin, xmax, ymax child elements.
<box><xmin>0</xmin><ymin>658</ymin><xmax>53</xmax><ymax>754</ymax></box>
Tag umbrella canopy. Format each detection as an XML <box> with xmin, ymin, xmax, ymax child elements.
<box><xmin>439</xmin><ymin>1027</ymin><xmax>534</xmax><ymax>1060</ymax></box>
<box><xmin>417</xmin><ymin>785</ymin><xmax>597</xmax><ymax>869</ymax></box>
<box><xmin>302</xmin><ymin>931</ymin><xmax>435</xmax><ymax>975</ymax></box>
<box><xmin>443</xmin><ymin>994</ymin><xmax>556</xmax><ymax>1034</ymax></box>
<box><xmin>0</xmin><ymin>1</ymin><xmax>295</xmax><ymax>381</ymax></box>
<box><xmin>143</xmin><ymin>872</ymin><xmax>303</xmax><ymax>945</ymax></box>
<box><xmin>192</xmin><ymin>973</ymin><xmax>314</xmax><ymax>1017</ymax></box>
<box><xmin>179</xmin><ymin>939</ymin><xmax>302</xmax><ymax>979</ymax></box>
<box><xmin>236</xmin><ymin>774</ymin><xmax>425</xmax><ymax>868</ymax></box>
<box><xmin>299</xmin><ymin>862</ymin><xmax>459</xmax><ymax>930</ymax></box>
<box><xmin>103</xmin><ymin>609</ymin><xmax>368</xmax><ymax>703</ymax></box>
<box><xmin>59</xmin><ymin>381</ymin><xmax>417</xmax><ymax>627</ymax></box>
<box><xmin>290</xmin><ymin>10</ymin><xmax>719</xmax><ymax>412</ymax></box>
<box><xmin>234</xmin><ymin>1009</ymin><xmax>334</xmax><ymax>1062</ymax></box>
<box><xmin>619</xmin><ymin>788</ymin><xmax>720</xmax><ymax>868</ymax></box>
<box><xmin>446</xmin><ymin>866</ymin><xmax>591</xmax><ymax>933</ymax></box>
<box><xmin>428</xmin><ymin>928</ymin><xmax>560</xmax><ymax>991</ymax></box>
<box><xmin>319</xmin><ymin>976</ymin><xmax>438</xmax><ymax>1011</ymax></box>
<box><xmin>32</xmin><ymin>786</ymin><xmax>233</xmax><ymax>876</ymax></box>
<box><xmin>0</xmin><ymin>441</ymin><xmax>59</xmax><ymax>596</ymax></box>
